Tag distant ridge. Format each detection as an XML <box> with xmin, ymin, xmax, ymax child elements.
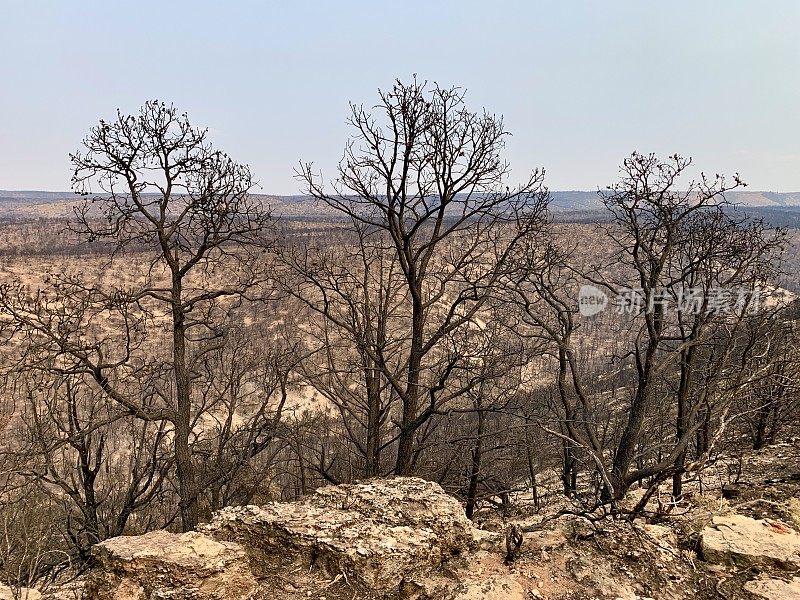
<box><xmin>0</xmin><ymin>190</ymin><xmax>799</xmax><ymax>222</ymax></box>
<box><xmin>0</xmin><ymin>190</ymin><xmax>79</xmax><ymax>201</ymax></box>
<box><xmin>547</xmin><ymin>190</ymin><xmax>800</xmax><ymax>211</ymax></box>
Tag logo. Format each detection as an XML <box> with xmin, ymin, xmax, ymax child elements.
<box><xmin>577</xmin><ymin>285</ymin><xmax>762</xmax><ymax>317</ymax></box>
<box><xmin>578</xmin><ymin>285</ymin><xmax>608</xmax><ymax>317</ymax></box>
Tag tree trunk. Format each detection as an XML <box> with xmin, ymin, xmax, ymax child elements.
<box><xmin>672</xmin><ymin>346</ymin><xmax>694</xmax><ymax>501</ymax></box>
<box><xmin>465</xmin><ymin>409</ymin><xmax>485</xmax><ymax>519</ymax></box>
<box><xmin>695</xmin><ymin>410</ymin><xmax>709</xmax><ymax>456</ymax></box>
<box><xmin>172</xmin><ymin>284</ymin><xmax>199</xmax><ymax>532</ymax></box>
<box><xmin>395</xmin><ymin>292</ymin><xmax>424</xmax><ymax>476</ymax></box>
<box><xmin>79</xmin><ymin>464</ymin><xmax>100</xmax><ymax>559</ymax></box>
<box><xmin>753</xmin><ymin>397</ymin><xmax>769</xmax><ymax>450</ymax></box>
<box><xmin>364</xmin><ymin>363</ymin><xmax>381</xmax><ymax>477</ymax></box>
<box><xmin>611</xmin><ymin>308</ymin><xmax>663</xmax><ymax>500</ymax></box>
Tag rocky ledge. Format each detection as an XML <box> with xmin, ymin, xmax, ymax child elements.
<box><xmin>22</xmin><ymin>463</ymin><xmax>800</xmax><ymax>600</ymax></box>
<box><xmin>85</xmin><ymin>477</ymin><xmax>475</xmax><ymax>600</ymax></box>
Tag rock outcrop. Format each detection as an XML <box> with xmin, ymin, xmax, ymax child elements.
<box><xmin>86</xmin><ymin>530</ymin><xmax>258</xmax><ymax>600</ymax></box>
<box><xmin>744</xmin><ymin>576</ymin><xmax>800</xmax><ymax>599</ymax></box>
<box><xmin>701</xmin><ymin>515</ymin><xmax>800</xmax><ymax>570</ymax></box>
<box><xmin>50</xmin><ymin>474</ymin><xmax>800</xmax><ymax>600</ymax></box>
<box><xmin>199</xmin><ymin>477</ymin><xmax>473</xmax><ymax>595</ymax></box>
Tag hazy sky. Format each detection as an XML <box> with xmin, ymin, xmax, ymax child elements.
<box><xmin>1</xmin><ymin>1</ymin><xmax>798</xmax><ymax>194</ymax></box>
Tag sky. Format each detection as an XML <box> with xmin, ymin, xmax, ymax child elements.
<box><xmin>0</xmin><ymin>1</ymin><xmax>798</xmax><ymax>194</ymax></box>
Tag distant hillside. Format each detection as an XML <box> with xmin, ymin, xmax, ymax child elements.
<box><xmin>1</xmin><ymin>190</ymin><xmax>799</xmax><ymax>223</ymax></box>
<box><xmin>0</xmin><ymin>191</ymin><xmax>78</xmax><ymax>201</ymax></box>
<box><xmin>547</xmin><ymin>190</ymin><xmax>800</xmax><ymax>211</ymax></box>
<box><xmin>0</xmin><ymin>191</ymin><xmax>334</xmax><ymax>221</ymax></box>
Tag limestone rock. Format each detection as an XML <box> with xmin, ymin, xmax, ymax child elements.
<box><xmin>701</xmin><ymin>515</ymin><xmax>800</xmax><ymax>570</ymax></box>
<box><xmin>306</xmin><ymin>476</ymin><xmax>473</xmax><ymax>551</ymax></box>
<box><xmin>471</xmin><ymin>528</ymin><xmax>502</xmax><ymax>552</ymax></box>
<box><xmin>789</xmin><ymin>498</ymin><xmax>800</xmax><ymax>531</ymax></box>
<box><xmin>200</xmin><ymin>477</ymin><xmax>474</xmax><ymax>595</ymax></box>
<box><xmin>745</xmin><ymin>576</ymin><xmax>800</xmax><ymax>599</ymax></box>
<box><xmin>86</xmin><ymin>530</ymin><xmax>257</xmax><ymax>600</ymax></box>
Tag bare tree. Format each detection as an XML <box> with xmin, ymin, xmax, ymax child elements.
<box><xmin>510</xmin><ymin>153</ymin><xmax>786</xmax><ymax>507</ymax></box>
<box><xmin>190</xmin><ymin>324</ymin><xmax>300</xmax><ymax>512</ymax></box>
<box><xmin>296</xmin><ymin>78</ymin><xmax>549</xmax><ymax>475</ymax></box>
<box><xmin>0</xmin><ymin>101</ymin><xmax>281</xmax><ymax>532</ymax></box>
<box><xmin>12</xmin><ymin>372</ymin><xmax>171</xmax><ymax>562</ymax></box>
<box><xmin>281</xmin><ymin>226</ymin><xmax>402</xmax><ymax>479</ymax></box>
<box><xmin>0</xmin><ymin>484</ymin><xmax>69</xmax><ymax>594</ymax></box>
<box><xmin>599</xmin><ymin>153</ymin><xmax>785</xmax><ymax>501</ymax></box>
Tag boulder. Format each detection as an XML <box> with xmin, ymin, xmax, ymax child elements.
<box><xmin>744</xmin><ymin>576</ymin><xmax>800</xmax><ymax>599</ymax></box>
<box><xmin>86</xmin><ymin>530</ymin><xmax>257</xmax><ymax>600</ymax></box>
<box><xmin>199</xmin><ymin>477</ymin><xmax>474</xmax><ymax>595</ymax></box>
<box><xmin>701</xmin><ymin>515</ymin><xmax>800</xmax><ymax>570</ymax></box>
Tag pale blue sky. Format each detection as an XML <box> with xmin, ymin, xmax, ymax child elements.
<box><xmin>1</xmin><ymin>1</ymin><xmax>798</xmax><ymax>193</ymax></box>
